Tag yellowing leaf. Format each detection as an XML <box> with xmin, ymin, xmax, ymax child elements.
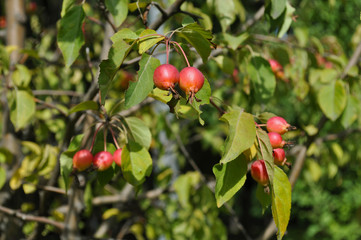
<box><xmin>271</xmin><ymin>167</ymin><xmax>291</xmax><ymax>240</ymax></box>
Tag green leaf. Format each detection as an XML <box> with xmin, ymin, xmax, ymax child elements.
<box><xmin>271</xmin><ymin>166</ymin><xmax>291</xmax><ymax>240</ymax></box>
<box><xmin>12</xmin><ymin>64</ymin><xmax>31</xmax><ymax>87</ymax></box>
<box><xmin>121</xmin><ymin>140</ymin><xmax>153</xmax><ymax>186</ymax></box>
<box><xmin>190</xmin><ymin>77</ymin><xmax>211</xmax><ymax>125</ymax></box>
<box><xmin>125</xmin><ymin>54</ymin><xmax>160</xmax><ymax>109</ymax></box>
<box><xmin>69</xmin><ymin>101</ymin><xmax>98</xmax><ymax>114</ymax></box>
<box><xmin>220</xmin><ymin>108</ymin><xmax>256</xmax><ymax>164</ymax></box>
<box><xmin>173</xmin><ymin>172</ymin><xmax>201</xmax><ymax>208</ymax></box>
<box><xmin>213</xmin><ymin>155</ymin><xmax>248</xmax><ymax>207</ymax></box>
<box><xmin>213</xmin><ymin>56</ymin><xmax>235</xmax><ymax>75</ymax></box>
<box><xmin>256</xmin><ymin>128</ymin><xmax>275</xmax><ymax>183</ymax></box>
<box><xmin>124</xmin><ymin>117</ymin><xmax>152</xmax><ymax>149</ymax></box>
<box><xmin>213</xmin><ymin>0</ymin><xmax>238</xmax><ymax>32</ymax></box>
<box><xmin>149</xmin><ymin>88</ymin><xmax>172</xmax><ymax>103</ymax></box>
<box><xmin>97</xmin><ymin>165</ymin><xmax>115</xmax><ymax>187</ymax></box>
<box><xmin>256</xmin><ymin>112</ymin><xmax>277</xmax><ymax>124</ymax></box>
<box><xmin>270</xmin><ymin>0</ymin><xmax>286</xmax><ymax>19</ymax></box>
<box><xmin>105</xmin><ymin>0</ymin><xmax>128</xmax><ymax>27</ymax></box>
<box><xmin>256</xmin><ymin>184</ymin><xmax>272</xmax><ymax>214</ymax></box>
<box><xmin>340</xmin><ymin>95</ymin><xmax>360</xmax><ymax>128</ymax></box>
<box><xmin>178</xmin><ymin>24</ymin><xmax>212</xmax><ymax>63</ymax></box>
<box><xmin>60</xmin><ymin>134</ymin><xmax>84</xmax><ymax>191</ymax></box>
<box><xmin>181</xmin><ymin>22</ymin><xmax>213</xmax><ymax>40</ymax></box>
<box><xmin>57</xmin><ymin>5</ymin><xmax>85</xmax><ymax>67</ymax></box>
<box><xmin>10</xmin><ymin>90</ymin><xmax>36</xmax><ymax>131</ymax></box>
<box><xmin>128</xmin><ymin>2</ymin><xmax>147</xmax><ymax>12</ymax></box>
<box><xmin>60</xmin><ymin>0</ymin><xmax>76</xmax><ymax>17</ymax></box>
<box><xmin>59</xmin><ymin>152</ymin><xmax>73</xmax><ymax>192</ymax></box>
<box><xmin>271</xmin><ymin>2</ymin><xmax>295</xmax><ymax>38</ymax></box>
<box><xmin>224</xmin><ymin>32</ymin><xmax>249</xmax><ymax>51</ymax></box>
<box><xmin>247</xmin><ymin>56</ymin><xmax>276</xmax><ymax>103</ymax></box>
<box><xmin>98</xmin><ymin>40</ymin><xmax>132</xmax><ymax>104</ymax></box>
<box><xmin>0</xmin><ymin>167</ymin><xmax>6</xmax><ymax>190</ymax></box>
<box><xmin>317</xmin><ymin>80</ymin><xmax>347</xmax><ymax>121</ymax></box>
<box><xmin>111</xmin><ymin>28</ymin><xmax>138</xmax><ymax>42</ymax></box>
<box><xmin>138</xmin><ymin>29</ymin><xmax>164</xmax><ymax>54</ymax></box>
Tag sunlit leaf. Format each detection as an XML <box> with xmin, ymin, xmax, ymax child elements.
<box><xmin>271</xmin><ymin>166</ymin><xmax>291</xmax><ymax>240</ymax></box>
<box><xmin>69</xmin><ymin>101</ymin><xmax>98</xmax><ymax>114</ymax></box>
<box><xmin>138</xmin><ymin>29</ymin><xmax>164</xmax><ymax>54</ymax></box>
<box><xmin>125</xmin><ymin>54</ymin><xmax>160</xmax><ymax>109</ymax></box>
<box><xmin>10</xmin><ymin>90</ymin><xmax>36</xmax><ymax>131</ymax></box>
<box><xmin>270</xmin><ymin>0</ymin><xmax>286</xmax><ymax>19</ymax></box>
<box><xmin>317</xmin><ymin>80</ymin><xmax>347</xmax><ymax>121</ymax></box>
<box><xmin>220</xmin><ymin>108</ymin><xmax>256</xmax><ymax>164</ymax></box>
<box><xmin>57</xmin><ymin>5</ymin><xmax>85</xmax><ymax>67</ymax></box>
<box><xmin>105</xmin><ymin>0</ymin><xmax>128</xmax><ymax>27</ymax></box>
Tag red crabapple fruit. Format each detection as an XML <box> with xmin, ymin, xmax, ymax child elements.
<box><xmin>268</xmin><ymin>132</ymin><xmax>286</xmax><ymax>148</ymax></box>
<box><xmin>153</xmin><ymin>64</ymin><xmax>179</xmax><ymax>91</ymax></box>
<box><xmin>93</xmin><ymin>151</ymin><xmax>113</xmax><ymax>171</ymax></box>
<box><xmin>273</xmin><ymin>148</ymin><xmax>287</xmax><ymax>166</ymax></box>
<box><xmin>251</xmin><ymin>160</ymin><xmax>269</xmax><ymax>186</ymax></box>
<box><xmin>113</xmin><ymin>149</ymin><xmax>122</xmax><ymax>167</ymax></box>
<box><xmin>73</xmin><ymin>150</ymin><xmax>93</xmax><ymax>171</ymax></box>
<box><xmin>179</xmin><ymin>67</ymin><xmax>204</xmax><ymax>103</ymax></box>
<box><xmin>267</xmin><ymin>116</ymin><xmax>292</xmax><ymax>135</ymax></box>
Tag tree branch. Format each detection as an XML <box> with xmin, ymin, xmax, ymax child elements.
<box><xmin>0</xmin><ymin>205</ymin><xmax>65</xmax><ymax>230</ymax></box>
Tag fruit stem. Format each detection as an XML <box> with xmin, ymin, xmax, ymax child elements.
<box><xmin>166</xmin><ymin>38</ymin><xmax>169</xmax><ymax>64</ymax></box>
<box><xmin>170</xmin><ymin>41</ymin><xmax>190</xmax><ymax>67</ymax></box>
<box><xmin>209</xmin><ymin>97</ymin><xmax>226</xmax><ymax>115</ymax></box>
<box><xmin>103</xmin><ymin>127</ymin><xmax>107</xmax><ymax>152</ymax></box>
<box><xmin>109</xmin><ymin>126</ymin><xmax>120</xmax><ymax>149</ymax></box>
<box><xmin>90</xmin><ymin>123</ymin><xmax>104</xmax><ymax>152</ymax></box>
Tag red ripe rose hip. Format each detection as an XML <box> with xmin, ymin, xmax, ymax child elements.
<box><xmin>268</xmin><ymin>132</ymin><xmax>286</xmax><ymax>148</ymax></box>
<box><xmin>73</xmin><ymin>149</ymin><xmax>93</xmax><ymax>171</ymax></box>
<box><xmin>153</xmin><ymin>64</ymin><xmax>179</xmax><ymax>90</ymax></box>
<box><xmin>273</xmin><ymin>148</ymin><xmax>287</xmax><ymax>166</ymax></box>
<box><xmin>251</xmin><ymin>160</ymin><xmax>269</xmax><ymax>186</ymax></box>
<box><xmin>267</xmin><ymin>116</ymin><xmax>291</xmax><ymax>135</ymax></box>
<box><xmin>93</xmin><ymin>151</ymin><xmax>113</xmax><ymax>171</ymax></box>
<box><xmin>179</xmin><ymin>67</ymin><xmax>204</xmax><ymax>102</ymax></box>
<box><xmin>113</xmin><ymin>149</ymin><xmax>122</xmax><ymax>167</ymax></box>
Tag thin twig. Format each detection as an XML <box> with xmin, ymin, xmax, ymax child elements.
<box><xmin>32</xmin><ymin>90</ymin><xmax>82</xmax><ymax>97</ymax></box>
<box><xmin>0</xmin><ymin>205</ymin><xmax>65</xmax><ymax>230</ymax></box>
<box><xmin>34</xmin><ymin>98</ymin><xmax>67</xmax><ymax>116</ymax></box>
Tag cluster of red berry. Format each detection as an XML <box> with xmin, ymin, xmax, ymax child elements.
<box><xmin>153</xmin><ymin>64</ymin><xmax>205</xmax><ymax>103</ymax></box>
<box><xmin>73</xmin><ymin>148</ymin><xmax>122</xmax><ymax>172</ymax></box>
<box><xmin>251</xmin><ymin>116</ymin><xmax>295</xmax><ymax>186</ymax></box>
